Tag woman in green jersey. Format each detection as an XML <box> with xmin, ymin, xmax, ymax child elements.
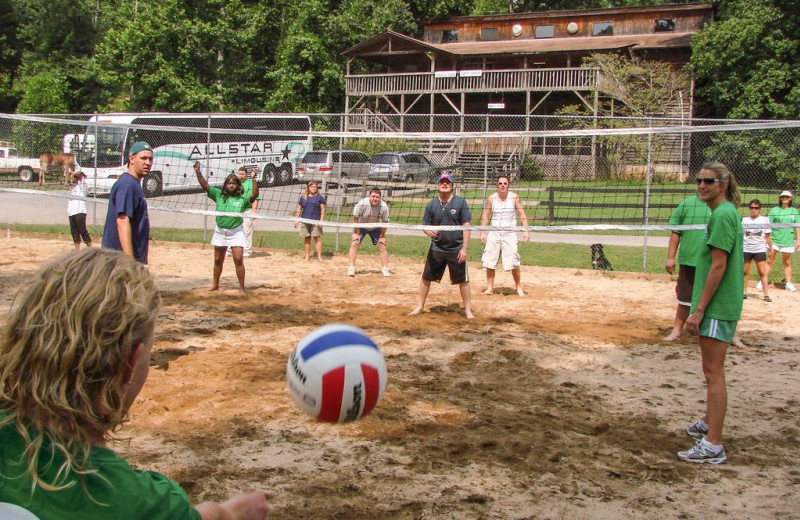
<box><xmin>766</xmin><ymin>190</ymin><xmax>799</xmax><ymax>292</ymax></box>
<box><xmin>194</xmin><ymin>163</ymin><xmax>259</xmax><ymax>294</ymax></box>
<box><xmin>679</xmin><ymin>162</ymin><xmax>743</xmax><ymax>465</ymax></box>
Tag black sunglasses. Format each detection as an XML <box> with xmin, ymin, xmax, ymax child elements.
<box><xmin>695</xmin><ymin>177</ymin><xmax>720</xmax><ymax>185</ymax></box>
<box><xmin>750</xmin><ymin>206</ymin><xmax>761</xmax><ymax>209</ymax></box>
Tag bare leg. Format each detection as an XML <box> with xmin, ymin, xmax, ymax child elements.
<box><xmin>781</xmin><ymin>252</ymin><xmax>793</xmax><ymax>285</ymax></box>
<box><xmin>231</xmin><ymin>246</ymin><xmax>246</xmax><ymax>294</ymax></box>
<box><xmin>378</xmin><ymin>242</ymin><xmax>389</xmax><ymax>269</ymax></box>
<box><xmin>755</xmin><ymin>259</ymin><xmax>770</xmax><ymax>299</ymax></box>
<box><xmin>743</xmin><ymin>259</ymin><xmax>751</xmax><ymax>295</ymax></box>
<box><xmin>314</xmin><ymin>236</ymin><xmax>323</xmax><ymax>261</ymax></box>
<box><xmin>303</xmin><ymin>237</ymin><xmax>311</xmax><ymax>261</ymax></box>
<box><xmin>483</xmin><ymin>268</ymin><xmax>495</xmax><ymax>294</ymax></box>
<box><xmin>460</xmin><ymin>281</ymin><xmax>475</xmax><ymax>319</ymax></box>
<box><xmin>699</xmin><ymin>336</ymin><xmax>728</xmax><ymax>446</ymax></box>
<box><xmin>512</xmin><ymin>267</ymin><xmax>524</xmax><ymax>296</ymax></box>
<box><xmin>409</xmin><ymin>279</ymin><xmax>432</xmax><ymax>315</ymax></box>
<box><xmin>73</xmin><ymin>242</ymin><xmax>80</xmax><ymax>251</ymax></box>
<box><xmin>348</xmin><ymin>238</ymin><xmax>359</xmax><ymax>268</ymax></box>
<box><xmin>212</xmin><ymin>246</ymin><xmax>226</xmax><ymax>291</ymax></box>
<box><xmin>665</xmin><ymin>304</ymin><xmax>689</xmax><ymax>341</ymax></box>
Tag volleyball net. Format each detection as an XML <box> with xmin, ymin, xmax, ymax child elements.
<box><xmin>1</xmin><ymin>112</ymin><xmax>798</xmax><ymax>270</ymax></box>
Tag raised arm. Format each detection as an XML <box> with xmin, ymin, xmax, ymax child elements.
<box><xmin>193</xmin><ymin>162</ymin><xmax>209</xmax><ymax>193</ymax></box>
<box><xmin>249</xmin><ymin>168</ymin><xmax>259</xmax><ymax>203</ymax></box>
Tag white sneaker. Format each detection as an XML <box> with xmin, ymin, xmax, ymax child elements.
<box><xmin>786</xmin><ymin>282</ymin><xmax>797</xmax><ymax>292</ymax></box>
<box><xmin>347</xmin><ymin>266</ymin><xmax>355</xmax><ymax>277</ymax></box>
<box><xmin>755</xmin><ymin>281</ymin><xmax>763</xmax><ymax>290</ymax></box>
<box><xmin>243</xmin><ymin>252</ymin><xmax>251</xmax><ymax>258</ymax></box>
<box><xmin>381</xmin><ymin>267</ymin><xmax>391</xmax><ymax>277</ymax></box>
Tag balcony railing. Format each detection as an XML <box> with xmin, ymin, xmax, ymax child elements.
<box><xmin>345</xmin><ymin>68</ymin><xmax>599</xmax><ymax>96</ymax></box>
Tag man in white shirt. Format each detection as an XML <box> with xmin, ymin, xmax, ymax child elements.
<box><xmin>347</xmin><ymin>188</ymin><xmax>390</xmax><ymax>277</ymax></box>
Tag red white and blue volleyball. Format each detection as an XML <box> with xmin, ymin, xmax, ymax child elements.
<box><xmin>287</xmin><ymin>324</ymin><xmax>387</xmax><ymax>423</ymax></box>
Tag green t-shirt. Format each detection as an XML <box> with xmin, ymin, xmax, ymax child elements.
<box><xmin>690</xmin><ymin>200</ymin><xmax>744</xmax><ymax>321</ymax></box>
<box><xmin>0</xmin><ymin>415</ymin><xmax>200</xmax><ymax>520</ymax></box>
<box><xmin>207</xmin><ymin>185</ymin><xmax>250</xmax><ymax>229</ymax></box>
<box><xmin>668</xmin><ymin>195</ymin><xmax>711</xmax><ymax>267</ymax></box>
<box><xmin>768</xmin><ymin>206</ymin><xmax>799</xmax><ymax>247</ymax></box>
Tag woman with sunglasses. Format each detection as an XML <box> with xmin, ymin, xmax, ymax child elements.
<box><xmin>766</xmin><ymin>190</ymin><xmax>799</xmax><ymax>292</ymax></box>
<box><xmin>679</xmin><ymin>162</ymin><xmax>743</xmax><ymax>464</ymax></box>
<box><xmin>742</xmin><ymin>199</ymin><xmax>772</xmax><ymax>301</ymax></box>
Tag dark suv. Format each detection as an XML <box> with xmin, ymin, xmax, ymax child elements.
<box><xmin>367</xmin><ymin>152</ymin><xmax>437</xmax><ymax>183</ymax></box>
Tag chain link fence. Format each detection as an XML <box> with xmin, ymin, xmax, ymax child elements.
<box><xmin>1</xmin><ymin>113</ymin><xmax>798</xmax><ymax>269</ymax></box>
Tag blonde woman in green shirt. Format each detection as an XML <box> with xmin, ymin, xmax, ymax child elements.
<box><xmin>679</xmin><ymin>162</ymin><xmax>743</xmax><ymax>465</ymax></box>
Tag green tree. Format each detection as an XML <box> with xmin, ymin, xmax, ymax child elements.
<box><xmin>692</xmin><ymin>0</ymin><xmax>800</xmax><ymax>119</ymax></box>
<box><xmin>691</xmin><ymin>0</ymin><xmax>800</xmax><ymax>189</ymax></box>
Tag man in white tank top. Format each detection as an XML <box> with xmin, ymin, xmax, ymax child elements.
<box><xmin>479</xmin><ymin>175</ymin><xmax>529</xmax><ymax>295</ymax></box>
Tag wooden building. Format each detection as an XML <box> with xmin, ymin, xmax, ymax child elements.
<box><xmin>341</xmin><ymin>3</ymin><xmax>714</xmax><ymax>179</ymax></box>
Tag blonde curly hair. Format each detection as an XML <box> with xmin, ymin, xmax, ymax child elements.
<box><xmin>0</xmin><ymin>248</ymin><xmax>160</xmax><ymax>492</ymax></box>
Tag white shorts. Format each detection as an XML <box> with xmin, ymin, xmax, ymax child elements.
<box><xmin>772</xmin><ymin>244</ymin><xmax>796</xmax><ymax>254</ymax></box>
<box><xmin>211</xmin><ymin>225</ymin><xmax>246</xmax><ymax>248</ymax></box>
<box><xmin>481</xmin><ymin>232</ymin><xmax>520</xmax><ymax>271</ymax></box>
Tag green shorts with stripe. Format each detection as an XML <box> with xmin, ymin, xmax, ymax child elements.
<box><xmin>699</xmin><ymin>317</ymin><xmax>738</xmax><ymax>344</ymax></box>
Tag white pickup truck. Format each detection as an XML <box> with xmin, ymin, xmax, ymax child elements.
<box><xmin>0</xmin><ymin>143</ymin><xmax>41</xmax><ymax>182</ymax></box>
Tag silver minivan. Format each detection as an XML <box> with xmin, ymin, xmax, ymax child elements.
<box><xmin>367</xmin><ymin>152</ymin><xmax>436</xmax><ymax>183</ymax></box>
<box><xmin>297</xmin><ymin>150</ymin><xmax>370</xmax><ymax>186</ymax></box>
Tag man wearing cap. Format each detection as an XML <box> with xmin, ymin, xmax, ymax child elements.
<box><xmin>409</xmin><ymin>172</ymin><xmax>475</xmax><ymax>319</ymax></box>
<box><xmin>101</xmin><ymin>141</ymin><xmax>152</xmax><ymax>263</ymax></box>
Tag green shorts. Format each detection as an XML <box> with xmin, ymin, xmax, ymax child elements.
<box><xmin>699</xmin><ymin>317</ymin><xmax>738</xmax><ymax>344</ymax></box>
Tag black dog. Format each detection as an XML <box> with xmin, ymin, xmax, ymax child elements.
<box><xmin>590</xmin><ymin>243</ymin><xmax>614</xmax><ymax>271</ymax></box>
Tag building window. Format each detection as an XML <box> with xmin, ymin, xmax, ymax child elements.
<box><xmin>593</xmin><ymin>22</ymin><xmax>613</xmax><ymax>36</ymax></box>
<box><xmin>654</xmin><ymin>19</ymin><xmax>675</xmax><ymax>32</ymax></box>
<box><xmin>481</xmin><ymin>27</ymin><xmax>499</xmax><ymax>41</ymax></box>
<box><xmin>535</xmin><ymin>25</ymin><xmax>554</xmax><ymax>39</ymax></box>
<box><xmin>441</xmin><ymin>29</ymin><xmax>459</xmax><ymax>43</ymax></box>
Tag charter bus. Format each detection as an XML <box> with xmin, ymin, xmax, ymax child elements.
<box><xmin>78</xmin><ymin>113</ymin><xmax>313</xmax><ymax>196</ymax></box>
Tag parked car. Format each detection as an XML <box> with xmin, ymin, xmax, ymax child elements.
<box><xmin>368</xmin><ymin>152</ymin><xmax>437</xmax><ymax>183</ymax></box>
<box><xmin>0</xmin><ymin>143</ymin><xmax>41</xmax><ymax>182</ymax></box>
<box><xmin>297</xmin><ymin>150</ymin><xmax>370</xmax><ymax>186</ymax></box>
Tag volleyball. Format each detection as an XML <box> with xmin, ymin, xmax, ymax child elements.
<box><xmin>286</xmin><ymin>324</ymin><xmax>387</xmax><ymax>423</ymax></box>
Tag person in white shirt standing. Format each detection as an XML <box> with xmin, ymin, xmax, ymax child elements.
<box><xmin>348</xmin><ymin>188</ymin><xmax>390</xmax><ymax>277</ymax></box>
<box><xmin>67</xmin><ymin>170</ymin><xmax>91</xmax><ymax>250</ymax></box>
<box><xmin>479</xmin><ymin>175</ymin><xmax>529</xmax><ymax>295</ymax></box>
<box><xmin>742</xmin><ymin>199</ymin><xmax>771</xmax><ymax>301</ymax></box>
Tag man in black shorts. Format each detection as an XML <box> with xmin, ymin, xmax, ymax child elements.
<box><xmin>409</xmin><ymin>172</ymin><xmax>475</xmax><ymax>319</ymax></box>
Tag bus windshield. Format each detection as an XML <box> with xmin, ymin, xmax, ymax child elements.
<box><xmin>90</xmin><ymin>126</ymin><xmax>127</xmax><ymax>169</ymax></box>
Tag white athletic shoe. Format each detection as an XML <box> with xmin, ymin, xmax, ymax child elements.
<box><xmin>755</xmin><ymin>281</ymin><xmax>763</xmax><ymax>290</ymax></box>
<box><xmin>786</xmin><ymin>282</ymin><xmax>797</xmax><ymax>292</ymax></box>
<box><xmin>347</xmin><ymin>266</ymin><xmax>355</xmax><ymax>277</ymax></box>
<box><xmin>381</xmin><ymin>267</ymin><xmax>391</xmax><ymax>277</ymax></box>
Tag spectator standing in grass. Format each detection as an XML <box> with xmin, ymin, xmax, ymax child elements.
<box><xmin>67</xmin><ymin>170</ymin><xmax>91</xmax><ymax>250</ymax></box>
<box><xmin>766</xmin><ymin>190</ymin><xmax>799</xmax><ymax>292</ymax></box>
<box><xmin>742</xmin><ymin>199</ymin><xmax>771</xmax><ymax>301</ymax></box>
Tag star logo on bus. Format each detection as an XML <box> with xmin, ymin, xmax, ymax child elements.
<box><xmin>281</xmin><ymin>147</ymin><xmax>290</xmax><ymax>160</ymax></box>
